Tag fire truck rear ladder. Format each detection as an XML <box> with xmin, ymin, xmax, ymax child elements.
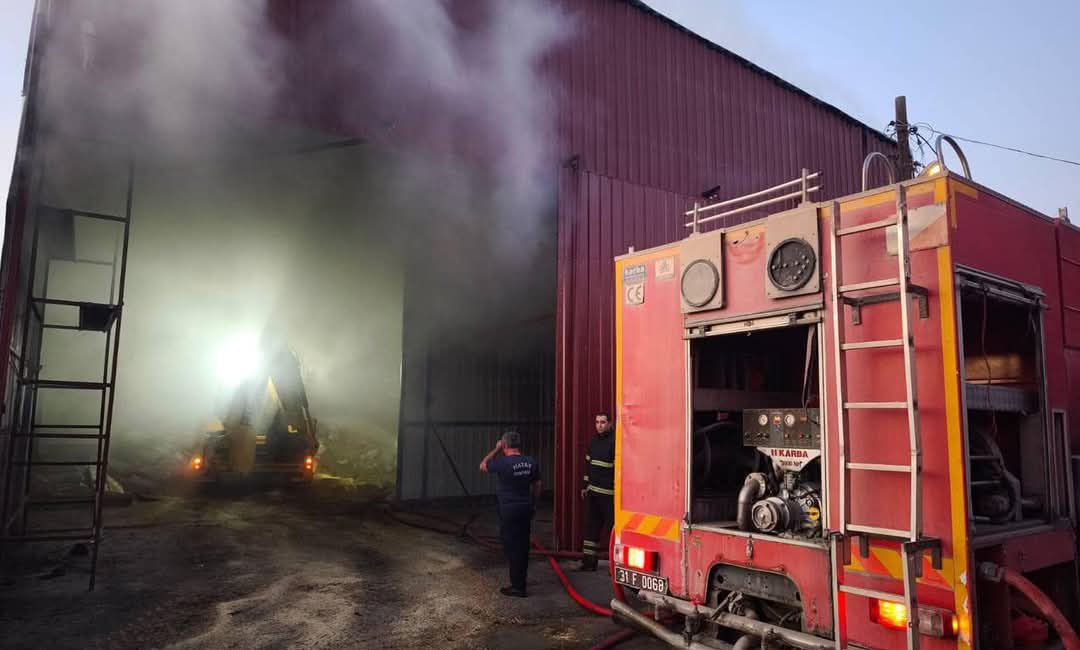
<box><xmin>827</xmin><ymin>184</ymin><xmax>941</xmax><ymax>650</ymax></box>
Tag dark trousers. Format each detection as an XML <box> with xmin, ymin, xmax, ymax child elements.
<box><xmin>583</xmin><ymin>492</ymin><xmax>614</xmax><ymax>563</ymax></box>
<box><xmin>498</xmin><ymin>504</ymin><xmax>533</xmax><ymax>591</ymax></box>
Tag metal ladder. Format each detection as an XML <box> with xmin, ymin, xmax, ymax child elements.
<box><xmin>0</xmin><ymin>159</ymin><xmax>134</xmax><ymax>591</ymax></box>
<box><xmin>827</xmin><ymin>184</ymin><xmax>941</xmax><ymax>650</ymax></box>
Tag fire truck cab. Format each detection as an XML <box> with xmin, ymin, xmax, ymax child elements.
<box><xmin>611</xmin><ymin>163</ymin><xmax>1079</xmax><ymax>649</ymax></box>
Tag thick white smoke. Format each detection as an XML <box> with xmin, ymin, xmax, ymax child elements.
<box><xmin>27</xmin><ymin>1</ymin><xmax>570</xmax><ymax>481</ymax></box>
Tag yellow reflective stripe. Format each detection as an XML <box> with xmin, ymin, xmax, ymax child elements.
<box><xmin>589</xmin><ymin>459</ymin><xmax>614</xmax><ymax>469</ymax></box>
<box><xmin>588</xmin><ymin>485</ymin><xmax>615</xmax><ymax>496</ymax></box>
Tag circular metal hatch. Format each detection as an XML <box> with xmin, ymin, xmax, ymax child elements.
<box><xmin>681</xmin><ymin>259</ymin><xmax>720</xmax><ymax>308</ymax></box>
<box><xmin>767</xmin><ymin>238</ymin><xmax>816</xmax><ymax>291</ymax></box>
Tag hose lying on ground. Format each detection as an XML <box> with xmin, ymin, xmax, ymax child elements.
<box><xmin>384</xmin><ymin>505</ymin><xmax>646</xmax><ymax>649</ymax></box>
<box><xmin>386</xmin><ymin>507</ymin><xmax>591</xmax><ymax>559</ymax></box>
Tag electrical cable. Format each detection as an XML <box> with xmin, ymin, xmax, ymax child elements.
<box><xmin>915</xmin><ymin>123</ymin><xmax>1080</xmax><ymax>168</ymax></box>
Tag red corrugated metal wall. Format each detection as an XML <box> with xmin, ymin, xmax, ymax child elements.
<box><xmin>548</xmin><ymin>0</ymin><xmax>894</xmax><ymax>548</ymax></box>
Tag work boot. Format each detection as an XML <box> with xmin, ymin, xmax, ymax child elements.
<box><xmin>576</xmin><ymin>557</ymin><xmax>598</xmax><ymax>572</ymax></box>
<box><xmin>500</xmin><ymin>586</ymin><xmax>528</xmax><ymax>598</ymax></box>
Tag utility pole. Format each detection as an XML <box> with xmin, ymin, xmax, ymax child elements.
<box><xmin>894</xmin><ymin>96</ymin><xmax>914</xmax><ymax>181</ymax></box>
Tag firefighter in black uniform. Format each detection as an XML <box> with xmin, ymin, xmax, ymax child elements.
<box><xmin>578</xmin><ymin>411</ymin><xmax>615</xmax><ymax>571</ymax></box>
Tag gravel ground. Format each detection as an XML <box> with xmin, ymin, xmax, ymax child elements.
<box><xmin>0</xmin><ymin>479</ymin><xmax>665</xmax><ymax>650</ymax></box>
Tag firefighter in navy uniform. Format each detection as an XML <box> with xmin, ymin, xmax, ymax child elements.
<box><xmin>479</xmin><ymin>431</ymin><xmax>542</xmax><ymax>597</ymax></box>
<box><xmin>578</xmin><ymin>412</ymin><xmax>615</xmax><ymax>571</ymax></box>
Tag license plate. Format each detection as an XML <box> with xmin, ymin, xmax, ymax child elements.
<box><xmin>614</xmin><ymin>565</ymin><xmax>668</xmax><ymax>593</ymax></box>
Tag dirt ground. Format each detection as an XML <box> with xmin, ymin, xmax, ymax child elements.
<box><xmin>0</xmin><ymin>478</ymin><xmax>665</xmax><ymax>650</ymax></box>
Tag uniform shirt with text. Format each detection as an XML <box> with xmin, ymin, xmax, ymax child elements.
<box><xmin>488</xmin><ymin>454</ymin><xmax>541</xmax><ymax>509</ymax></box>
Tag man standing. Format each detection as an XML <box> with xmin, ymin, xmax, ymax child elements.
<box><xmin>479</xmin><ymin>431</ymin><xmax>542</xmax><ymax>597</ymax></box>
<box><xmin>578</xmin><ymin>412</ymin><xmax>615</xmax><ymax>571</ymax></box>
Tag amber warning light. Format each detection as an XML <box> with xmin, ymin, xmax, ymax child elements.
<box><xmin>190</xmin><ymin>456</ymin><xmax>203</xmax><ymax>471</ymax></box>
<box><xmin>871</xmin><ymin>599</ymin><xmax>958</xmax><ymax>638</ymax></box>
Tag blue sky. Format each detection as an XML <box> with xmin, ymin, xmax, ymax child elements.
<box><xmin>1</xmin><ymin>1</ymin><xmax>1077</xmax><ymax>218</ymax></box>
<box><xmin>0</xmin><ymin>2</ymin><xmax>32</xmax><ymax>212</ymax></box>
<box><xmin>645</xmin><ymin>0</ymin><xmax>1080</xmax><ymax>217</ymax></box>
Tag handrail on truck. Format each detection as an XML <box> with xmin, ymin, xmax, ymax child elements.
<box><xmin>684</xmin><ymin>169</ymin><xmax>822</xmax><ymax>232</ymax></box>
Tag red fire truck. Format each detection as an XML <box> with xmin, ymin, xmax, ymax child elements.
<box><xmin>609</xmin><ymin>147</ymin><xmax>1080</xmax><ymax>649</ymax></box>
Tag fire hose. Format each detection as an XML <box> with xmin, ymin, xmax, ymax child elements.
<box><xmin>384</xmin><ymin>444</ymin><xmax>642</xmax><ymax>648</ymax></box>
<box><xmin>385</xmin><ymin>506</ymin><xmax>651</xmax><ymax>649</ymax></box>
<box><xmin>978</xmin><ymin>562</ymin><xmax>1080</xmax><ymax>650</ymax></box>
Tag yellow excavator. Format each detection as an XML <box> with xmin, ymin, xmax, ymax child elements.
<box><xmin>190</xmin><ymin>337</ymin><xmax>319</xmax><ymax>483</ymax></box>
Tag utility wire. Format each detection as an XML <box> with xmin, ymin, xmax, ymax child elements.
<box><xmin>914</xmin><ymin>123</ymin><xmax>1080</xmax><ymax>168</ymax></box>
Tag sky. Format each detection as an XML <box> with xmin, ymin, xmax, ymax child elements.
<box><xmin>0</xmin><ymin>1</ymin><xmax>32</xmax><ymax>210</ymax></box>
<box><xmin>644</xmin><ymin>0</ymin><xmax>1080</xmax><ymax>218</ymax></box>
<box><xmin>0</xmin><ymin>1</ymin><xmax>1077</xmax><ymax>217</ymax></box>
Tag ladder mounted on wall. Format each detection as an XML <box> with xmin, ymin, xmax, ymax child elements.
<box><xmin>0</xmin><ymin>158</ymin><xmax>134</xmax><ymax>591</ymax></box>
<box><xmin>827</xmin><ymin>184</ymin><xmax>942</xmax><ymax>650</ymax></box>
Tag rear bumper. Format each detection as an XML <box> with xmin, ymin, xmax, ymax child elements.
<box><xmin>192</xmin><ymin>463</ymin><xmax>314</xmax><ymax>481</ymax></box>
<box><xmin>616</xmin><ymin>591</ymin><xmax>833</xmax><ymax>650</ymax></box>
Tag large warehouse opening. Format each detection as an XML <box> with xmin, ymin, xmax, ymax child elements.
<box><xmin>0</xmin><ymin>0</ymin><xmax>562</xmax><ymax>546</ymax></box>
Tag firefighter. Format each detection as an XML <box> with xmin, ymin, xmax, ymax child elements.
<box><xmin>578</xmin><ymin>411</ymin><xmax>615</xmax><ymax>571</ymax></box>
<box><xmin>479</xmin><ymin>431</ymin><xmax>542</xmax><ymax>598</ymax></box>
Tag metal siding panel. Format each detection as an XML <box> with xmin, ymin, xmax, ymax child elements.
<box><xmin>549</xmin><ymin>0</ymin><xmax>896</xmax><ymax>549</ymax></box>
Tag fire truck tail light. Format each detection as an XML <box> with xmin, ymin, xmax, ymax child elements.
<box><xmin>870</xmin><ymin>600</ymin><xmax>908</xmax><ymax>631</ymax></box>
<box><xmin>870</xmin><ymin>600</ymin><xmax>958</xmax><ymax>638</ymax></box>
<box><xmin>620</xmin><ymin>545</ymin><xmax>657</xmax><ymax>572</ymax></box>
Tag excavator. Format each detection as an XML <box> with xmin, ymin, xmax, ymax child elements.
<box><xmin>189</xmin><ymin>336</ymin><xmax>319</xmax><ymax>483</ymax></box>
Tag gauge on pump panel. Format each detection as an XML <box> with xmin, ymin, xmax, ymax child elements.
<box><xmin>758</xmin><ymin>414</ymin><xmax>769</xmax><ymax>426</ymax></box>
<box><xmin>784</xmin><ymin>413</ymin><xmax>796</xmax><ymax>427</ymax></box>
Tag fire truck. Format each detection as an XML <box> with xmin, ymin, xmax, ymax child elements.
<box><xmin>609</xmin><ymin>142</ymin><xmax>1080</xmax><ymax>649</ymax></box>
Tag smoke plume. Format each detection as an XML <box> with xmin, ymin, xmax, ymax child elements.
<box><xmin>26</xmin><ymin>0</ymin><xmax>569</xmax><ymax>482</ymax></box>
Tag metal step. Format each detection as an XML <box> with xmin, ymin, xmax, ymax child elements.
<box><xmin>847</xmin><ymin>523</ymin><xmax>915</xmax><ymax>540</ymax></box>
<box><xmin>13</xmin><ymin>432</ymin><xmax>103</xmax><ymax>440</ymax></box>
<box><xmin>845</xmin><ymin>401</ymin><xmax>907</xmax><ymax>409</ymax></box>
<box><xmin>1</xmin><ymin>533</ymin><xmax>96</xmax><ymax>543</ymax></box>
<box><xmin>836</xmin><ymin>216</ymin><xmax>898</xmax><ymax>237</ymax></box>
<box><xmin>838</xmin><ymin>584</ymin><xmax>905</xmax><ymax>604</ymax></box>
<box><xmin>13</xmin><ymin>460</ymin><xmax>104</xmax><ymax>467</ymax></box>
<box><xmin>839</xmin><ymin>278</ymin><xmax>901</xmax><ymax>293</ymax></box>
<box><xmin>39</xmin><ymin>205</ymin><xmax>128</xmax><ymax>224</ymax></box>
<box><xmin>841</xmin><ymin>339</ymin><xmax>905</xmax><ymax>350</ymax></box>
<box><xmin>847</xmin><ymin>462</ymin><xmax>911</xmax><ymax>473</ymax></box>
<box><xmin>19</xmin><ymin>379</ymin><xmax>111</xmax><ymax>390</ymax></box>
<box><xmin>28</xmin><ymin>497</ymin><xmax>96</xmax><ymax>507</ymax></box>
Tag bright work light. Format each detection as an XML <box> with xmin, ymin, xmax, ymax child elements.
<box><xmin>214</xmin><ymin>334</ymin><xmax>262</xmax><ymax>388</ymax></box>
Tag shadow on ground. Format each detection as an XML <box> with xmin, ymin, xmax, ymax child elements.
<box><xmin>0</xmin><ymin>477</ymin><xmax>662</xmax><ymax>650</ymax></box>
